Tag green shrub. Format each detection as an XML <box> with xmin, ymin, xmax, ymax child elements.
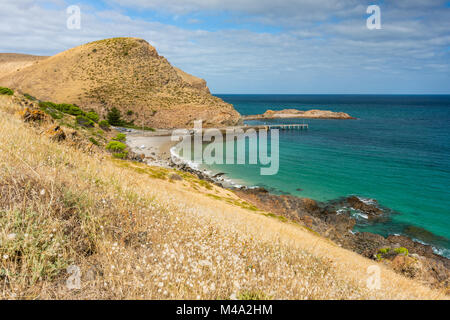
<box><xmin>378</xmin><ymin>248</ymin><xmax>390</xmax><ymax>254</ymax></box>
<box><xmin>39</xmin><ymin>102</ymin><xmax>85</xmax><ymax>117</ymax></box>
<box><xmin>126</xmin><ymin>110</ymin><xmax>133</xmax><ymax>116</ymax></box>
<box><xmin>99</xmin><ymin>120</ymin><xmax>110</xmax><ymax>130</ymax></box>
<box><xmin>0</xmin><ymin>86</ymin><xmax>14</xmax><ymax>95</ymax></box>
<box><xmin>106</xmin><ymin>141</ymin><xmax>126</xmax><ymax>152</ymax></box>
<box><xmin>24</xmin><ymin>93</ymin><xmax>36</xmax><ymax>101</ymax></box>
<box><xmin>59</xmin><ymin>103</ymin><xmax>85</xmax><ymax>116</ymax></box>
<box><xmin>76</xmin><ymin>115</ymin><xmax>95</xmax><ymax>127</ymax></box>
<box><xmin>112</xmin><ymin>133</ymin><xmax>126</xmax><ymax>142</ymax></box>
<box><xmin>237</xmin><ymin>290</ymin><xmax>270</xmax><ymax>300</ymax></box>
<box><xmin>45</xmin><ymin>109</ymin><xmax>64</xmax><ymax>119</ymax></box>
<box><xmin>39</xmin><ymin>101</ymin><xmax>57</xmax><ymax>110</ymax></box>
<box><xmin>394</xmin><ymin>247</ymin><xmax>409</xmax><ymax>256</ymax></box>
<box><xmin>107</xmin><ymin>107</ymin><xmax>123</xmax><ymax>126</ymax></box>
<box><xmin>86</xmin><ymin>111</ymin><xmax>99</xmax><ymax>123</ymax></box>
<box><xmin>112</xmin><ymin>151</ymin><xmax>128</xmax><ymax>159</ymax></box>
<box><xmin>39</xmin><ymin>102</ymin><xmax>64</xmax><ymax>119</ymax></box>
<box><xmin>89</xmin><ymin>137</ymin><xmax>100</xmax><ymax>146</ymax></box>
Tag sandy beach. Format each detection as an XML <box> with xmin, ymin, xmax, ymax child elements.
<box><xmin>124</xmin><ymin>129</ymin><xmax>179</xmax><ymax>167</ymax></box>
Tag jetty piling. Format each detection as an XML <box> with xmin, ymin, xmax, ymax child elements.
<box><xmin>263</xmin><ymin>124</ymin><xmax>308</xmax><ymax>130</ymax></box>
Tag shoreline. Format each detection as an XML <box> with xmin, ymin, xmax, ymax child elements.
<box><xmin>124</xmin><ymin>128</ymin><xmax>179</xmax><ymax>167</ymax></box>
<box><xmin>124</xmin><ymin>128</ymin><xmax>450</xmax><ymax>288</ymax></box>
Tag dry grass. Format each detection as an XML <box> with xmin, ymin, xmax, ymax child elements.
<box><xmin>0</xmin><ymin>95</ymin><xmax>447</xmax><ymax>300</ymax></box>
<box><xmin>0</xmin><ymin>53</ymin><xmax>47</xmax><ymax>77</ymax></box>
<box><xmin>0</xmin><ymin>38</ymin><xmax>240</xmax><ymax>128</ymax></box>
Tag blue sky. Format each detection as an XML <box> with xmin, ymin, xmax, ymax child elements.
<box><xmin>1</xmin><ymin>0</ymin><xmax>450</xmax><ymax>94</ymax></box>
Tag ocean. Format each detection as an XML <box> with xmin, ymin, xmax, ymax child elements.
<box><xmin>180</xmin><ymin>94</ymin><xmax>450</xmax><ymax>257</ymax></box>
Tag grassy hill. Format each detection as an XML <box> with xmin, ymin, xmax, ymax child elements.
<box><xmin>0</xmin><ymin>38</ymin><xmax>241</xmax><ymax>129</ymax></box>
<box><xmin>0</xmin><ymin>91</ymin><xmax>446</xmax><ymax>299</ymax></box>
<box><xmin>0</xmin><ymin>53</ymin><xmax>48</xmax><ymax>77</ymax></box>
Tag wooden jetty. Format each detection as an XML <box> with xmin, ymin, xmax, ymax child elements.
<box><xmin>214</xmin><ymin>124</ymin><xmax>308</xmax><ymax>134</ymax></box>
<box><xmin>262</xmin><ymin>124</ymin><xmax>308</xmax><ymax>130</ymax></box>
<box><xmin>125</xmin><ymin>123</ymin><xmax>308</xmax><ymax>137</ymax></box>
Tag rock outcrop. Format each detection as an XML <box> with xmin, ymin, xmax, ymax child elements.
<box><xmin>234</xmin><ymin>187</ymin><xmax>450</xmax><ymax>290</ymax></box>
<box><xmin>243</xmin><ymin>108</ymin><xmax>355</xmax><ymax>120</ymax></box>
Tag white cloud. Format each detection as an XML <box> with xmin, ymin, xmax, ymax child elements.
<box><xmin>0</xmin><ymin>0</ymin><xmax>449</xmax><ymax>93</ymax></box>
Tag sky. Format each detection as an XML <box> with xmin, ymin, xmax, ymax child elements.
<box><xmin>1</xmin><ymin>0</ymin><xmax>450</xmax><ymax>94</ymax></box>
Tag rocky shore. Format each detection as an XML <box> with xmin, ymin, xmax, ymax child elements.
<box><xmin>127</xmin><ymin>131</ymin><xmax>449</xmax><ymax>292</ymax></box>
<box><xmin>169</xmin><ymin>158</ymin><xmax>450</xmax><ymax>290</ymax></box>
<box><xmin>233</xmin><ymin>187</ymin><xmax>449</xmax><ymax>290</ymax></box>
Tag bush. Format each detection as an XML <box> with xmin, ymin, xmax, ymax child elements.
<box><xmin>99</xmin><ymin>120</ymin><xmax>110</xmax><ymax>130</ymax></box>
<box><xmin>112</xmin><ymin>133</ymin><xmax>126</xmax><ymax>142</ymax></box>
<box><xmin>86</xmin><ymin>111</ymin><xmax>99</xmax><ymax>123</ymax></box>
<box><xmin>112</xmin><ymin>151</ymin><xmax>129</xmax><ymax>159</ymax></box>
<box><xmin>39</xmin><ymin>101</ymin><xmax>58</xmax><ymax>110</ymax></box>
<box><xmin>24</xmin><ymin>93</ymin><xmax>36</xmax><ymax>101</ymax></box>
<box><xmin>76</xmin><ymin>115</ymin><xmax>95</xmax><ymax>127</ymax></box>
<box><xmin>59</xmin><ymin>103</ymin><xmax>85</xmax><ymax>116</ymax></box>
<box><xmin>394</xmin><ymin>247</ymin><xmax>409</xmax><ymax>256</ymax></box>
<box><xmin>0</xmin><ymin>86</ymin><xmax>14</xmax><ymax>95</ymax></box>
<box><xmin>39</xmin><ymin>102</ymin><xmax>63</xmax><ymax>119</ymax></box>
<box><xmin>39</xmin><ymin>102</ymin><xmax>85</xmax><ymax>117</ymax></box>
<box><xmin>107</xmin><ymin>107</ymin><xmax>123</xmax><ymax>126</ymax></box>
<box><xmin>89</xmin><ymin>137</ymin><xmax>100</xmax><ymax>146</ymax></box>
<box><xmin>237</xmin><ymin>291</ymin><xmax>270</xmax><ymax>300</ymax></box>
<box><xmin>106</xmin><ymin>141</ymin><xmax>126</xmax><ymax>152</ymax></box>
<box><xmin>45</xmin><ymin>109</ymin><xmax>64</xmax><ymax>120</ymax></box>
<box><xmin>126</xmin><ymin>110</ymin><xmax>133</xmax><ymax>116</ymax></box>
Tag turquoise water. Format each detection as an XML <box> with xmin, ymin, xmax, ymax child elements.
<box><xmin>200</xmin><ymin>94</ymin><xmax>450</xmax><ymax>257</ymax></box>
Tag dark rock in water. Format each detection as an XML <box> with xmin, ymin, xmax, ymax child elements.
<box><xmin>213</xmin><ymin>172</ymin><xmax>226</xmax><ymax>178</ymax></box>
<box><xmin>345</xmin><ymin>196</ymin><xmax>383</xmax><ymax>218</ymax></box>
<box><xmin>243</xmin><ymin>187</ymin><xmax>269</xmax><ymax>194</ymax></box>
<box><xmin>296</xmin><ymin>188</ymin><xmax>303</xmax><ymax>192</ymax></box>
<box><xmin>403</xmin><ymin>225</ymin><xmax>448</xmax><ymax>245</ymax></box>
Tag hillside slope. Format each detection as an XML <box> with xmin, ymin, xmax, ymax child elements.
<box><xmin>0</xmin><ymin>92</ymin><xmax>447</xmax><ymax>299</ymax></box>
<box><xmin>0</xmin><ymin>53</ymin><xmax>48</xmax><ymax>77</ymax></box>
<box><xmin>0</xmin><ymin>38</ymin><xmax>241</xmax><ymax>129</ymax></box>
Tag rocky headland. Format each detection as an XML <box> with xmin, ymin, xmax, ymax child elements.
<box><xmin>0</xmin><ymin>38</ymin><xmax>242</xmax><ymax>129</ymax></box>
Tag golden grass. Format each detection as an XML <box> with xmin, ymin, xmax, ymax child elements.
<box><xmin>0</xmin><ymin>38</ymin><xmax>240</xmax><ymax>129</ymax></box>
<box><xmin>0</xmin><ymin>95</ymin><xmax>447</xmax><ymax>299</ymax></box>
